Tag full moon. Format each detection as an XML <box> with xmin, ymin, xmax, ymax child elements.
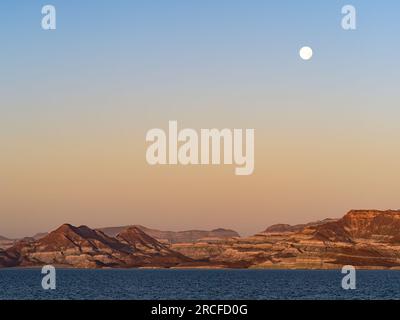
<box><xmin>299</xmin><ymin>46</ymin><xmax>313</xmax><ymax>60</ymax></box>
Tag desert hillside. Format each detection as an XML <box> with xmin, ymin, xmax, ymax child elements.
<box><xmin>2</xmin><ymin>210</ymin><xmax>400</xmax><ymax>269</ymax></box>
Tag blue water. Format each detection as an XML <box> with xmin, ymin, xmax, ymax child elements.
<box><xmin>0</xmin><ymin>269</ymin><xmax>399</xmax><ymax>300</ymax></box>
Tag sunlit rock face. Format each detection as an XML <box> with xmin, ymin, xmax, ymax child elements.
<box><xmin>0</xmin><ymin>224</ymin><xmax>191</xmax><ymax>269</ymax></box>
<box><xmin>2</xmin><ymin>210</ymin><xmax>400</xmax><ymax>269</ymax></box>
<box><xmin>172</xmin><ymin>210</ymin><xmax>400</xmax><ymax>269</ymax></box>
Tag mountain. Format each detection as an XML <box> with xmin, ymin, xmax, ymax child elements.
<box><xmin>117</xmin><ymin>226</ymin><xmax>169</xmax><ymax>251</ymax></box>
<box><xmin>312</xmin><ymin>210</ymin><xmax>400</xmax><ymax>243</ymax></box>
<box><xmin>99</xmin><ymin>225</ymin><xmax>240</xmax><ymax>244</ymax></box>
<box><xmin>116</xmin><ymin>226</ymin><xmax>190</xmax><ymax>264</ymax></box>
<box><xmin>2</xmin><ymin>210</ymin><xmax>400</xmax><ymax>269</ymax></box>
<box><xmin>1</xmin><ymin>224</ymin><xmax>190</xmax><ymax>268</ymax></box>
<box><xmin>171</xmin><ymin>210</ymin><xmax>400</xmax><ymax>269</ymax></box>
<box><xmin>0</xmin><ymin>235</ymin><xmax>9</xmax><ymax>241</ymax></box>
<box><xmin>264</xmin><ymin>219</ymin><xmax>337</xmax><ymax>233</ymax></box>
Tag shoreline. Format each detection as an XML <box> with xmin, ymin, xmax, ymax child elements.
<box><xmin>1</xmin><ymin>266</ymin><xmax>400</xmax><ymax>271</ymax></box>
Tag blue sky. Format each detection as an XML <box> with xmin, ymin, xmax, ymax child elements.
<box><xmin>1</xmin><ymin>1</ymin><xmax>400</xmax><ymax>237</ymax></box>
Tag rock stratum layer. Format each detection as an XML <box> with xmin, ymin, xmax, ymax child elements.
<box><xmin>2</xmin><ymin>210</ymin><xmax>400</xmax><ymax>269</ymax></box>
<box><xmin>172</xmin><ymin>210</ymin><xmax>400</xmax><ymax>269</ymax></box>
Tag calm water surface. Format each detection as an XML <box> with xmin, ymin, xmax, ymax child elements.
<box><xmin>0</xmin><ymin>269</ymin><xmax>399</xmax><ymax>300</ymax></box>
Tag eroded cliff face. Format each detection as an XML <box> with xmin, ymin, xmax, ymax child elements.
<box><xmin>2</xmin><ymin>210</ymin><xmax>400</xmax><ymax>269</ymax></box>
<box><xmin>341</xmin><ymin>210</ymin><xmax>400</xmax><ymax>241</ymax></box>
<box><xmin>172</xmin><ymin>210</ymin><xmax>400</xmax><ymax>269</ymax></box>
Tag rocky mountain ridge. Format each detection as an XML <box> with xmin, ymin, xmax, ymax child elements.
<box><xmin>0</xmin><ymin>224</ymin><xmax>190</xmax><ymax>268</ymax></box>
<box><xmin>2</xmin><ymin>210</ymin><xmax>400</xmax><ymax>269</ymax></box>
<box><xmin>171</xmin><ymin>210</ymin><xmax>400</xmax><ymax>269</ymax></box>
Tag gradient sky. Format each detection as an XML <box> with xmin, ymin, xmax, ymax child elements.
<box><xmin>1</xmin><ymin>1</ymin><xmax>400</xmax><ymax>238</ymax></box>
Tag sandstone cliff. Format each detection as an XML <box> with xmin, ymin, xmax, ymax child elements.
<box><xmin>172</xmin><ymin>210</ymin><xmax>400</xmax><ymax>269</ymax></box>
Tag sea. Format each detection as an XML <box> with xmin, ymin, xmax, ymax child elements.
<box><xmin>0</xmin><ymin>269</ymin><xmax>399</xmax><ymax>300</ymax></box>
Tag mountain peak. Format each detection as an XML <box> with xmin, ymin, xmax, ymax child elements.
<box><xmin>53</xmin><ymin>223</ymin><xmax>76</xmax><ymax>233</ymax></box>
<box><xmin>116</xmin><ymin>226</ymin><xmax>166</xmax><ymax>251</ymax></box>
<box><xmin>51</xmin><ymin>224</ymin><xmax>117</xmax><ymax>241</ymax></box>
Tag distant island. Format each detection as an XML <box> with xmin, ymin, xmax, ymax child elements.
<box><xmin>2</xmin><ymin>210</ymin><xmax>400</xmax><ymax>269</ymax></box>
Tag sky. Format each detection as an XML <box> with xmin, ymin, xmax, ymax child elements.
<box><xmin>1</xmin><ymin>0</ymin><xmax>400</xmax><ymax>238</ymax></box>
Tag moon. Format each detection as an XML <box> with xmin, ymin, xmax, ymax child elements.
<box><xmin>299</xmin><ymin>46</ymin><xmax>313</xmax><ymax>60</ymax></box>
